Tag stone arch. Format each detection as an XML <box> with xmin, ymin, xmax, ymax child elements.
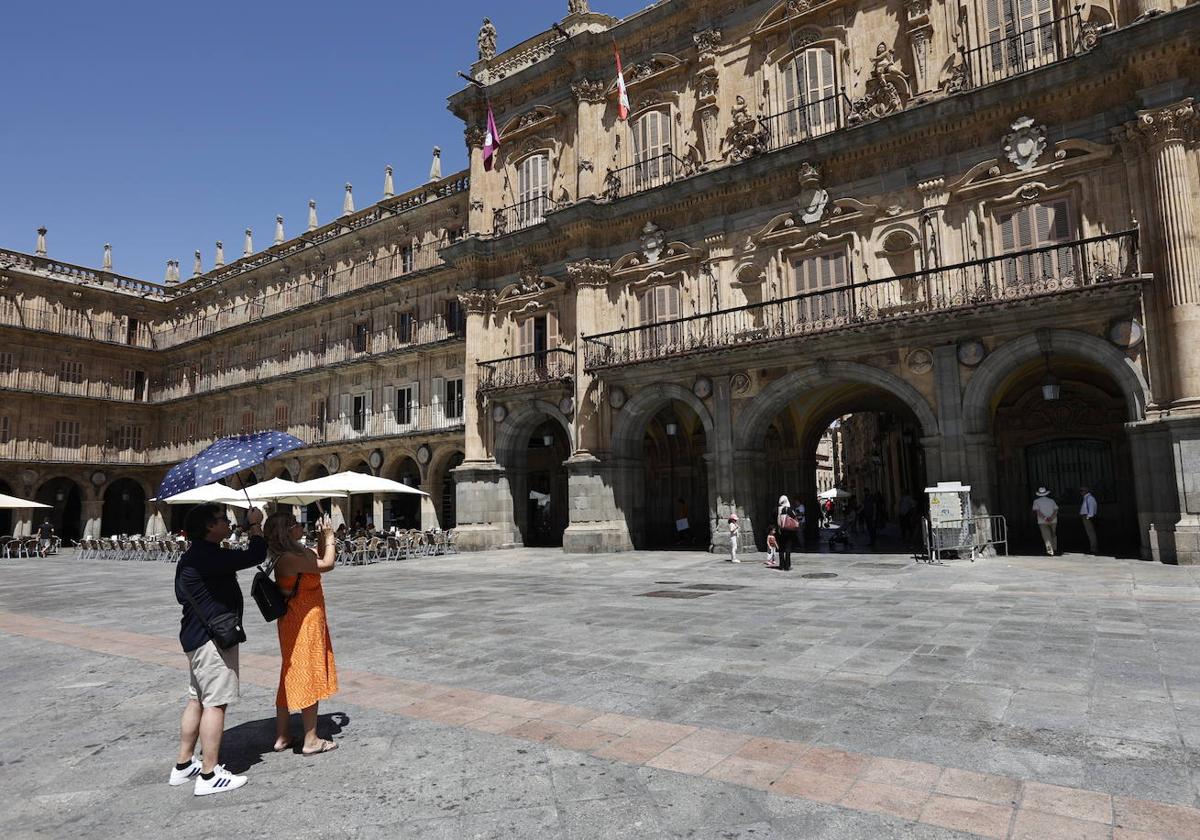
<box><xmin>493</xmin><ymin>400</ymin><xmax>574</xmax><ymax>547</ymax></box>
<box><xmin>962</xmin><ymin>330</ymin><xmax>1149</xmax><ymax>435</ymax></box>
<box><xmin>612</xmin><ymin>383</ymin><xmax>716</xmax><ymax>461</ymax></box>
<box><xmin>101</xmin><ymin>477</ymin><xmax>147</xmax><ymax>536</ymax></box>
<box><xmin>494</xmin><ymin>399</ymin><xmax>574</xmax><ymax>466</ymax></box>
<box><xmin>737</xmin><ymin>361</ymin><xmax>939</xmax><ymax>451</ymax></box>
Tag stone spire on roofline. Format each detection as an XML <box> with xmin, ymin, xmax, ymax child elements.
<box><xmin>275</xmin><ymin>215</ymin><xmax>285</xmax><ymax>245</ymax></box>
<box><xmin>215</xmin><ymin>241</ymin><xmax>226</xmax><ymax>268</ymax></box>
<box><xmin>193</xmin><ymin>250</ymin><xmax>203</xmax><ymax>277</ymax></box>
<box><xmin>429</xmin><ymin>147</ymin><xmax>442</xmax><ymax>182</ymax></box>
<box><xmin>308</xmin><ymin>199</ymin><xmax>318</xmax><ymax>231</ymax></box>
<box><xmin>102</xmin><ymin>243</ymin><xmax>112</xmax><ymax>272</ymax></box>
<box><xmin>343</xmin><ymin>183</ymin><xmax>355</xmax><ymax>216</ymax></box>
<box><xmin>35</xmin><ymin>227</ymin><xmax>47</xmax><ymax>257</ymax></box>
<box><xmin>243</xmin><ymin>228</ymin><xmax>253</xmax><ymax>257</ymax></box>
<box><xmin>383</xmin><ymin>165</ymin><xmax>394</xmax><ymax>198</ymax></box>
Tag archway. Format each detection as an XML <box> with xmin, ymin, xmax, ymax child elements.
<box><xmin>387</xmin><ymin>456</ymin><xmax>423</xmax><ymax>530</ymax></box>
<box><xmin>0</xmin><ymin>478</ymin><xmax>13</xmax><ymax>535</ymax></box>
<box><xmin>35</xmin><ymin>477</ymin><xmax>83</xmax><ymax>542</ymax></box>
<box><xmin>102</xmin><ymin>478</ymin><xmax>147</xmax><ymax>536</ymax></box>
<box><xmin>519</xmin><ymin>420</ymin><xmax>571</xmax><ymax>546</ymax></box>
<box><xmin>438</xmin><ymin>452</ymin><xmax>464</xmax><ymax>529</ymax></box>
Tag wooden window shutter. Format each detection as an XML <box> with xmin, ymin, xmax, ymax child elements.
<box><xmin>383</xmin><ymin>385</ymin><xmax>395</xmax><ymax>414</ymax></box>
<box><xmin>546</xmin><ymin>310</ymin><xmax>559</xmax><ymax>349</ymax></box>
<box><xmin>638</xmin><ymin>290</ymin><xmax>654</xmax><ymax>325</ymax></box>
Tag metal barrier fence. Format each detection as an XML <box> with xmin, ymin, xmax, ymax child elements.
<box><xmin>922</xmin><ymin>515</ymin><xmax>1008</xmax><ymax>563</ymax></box>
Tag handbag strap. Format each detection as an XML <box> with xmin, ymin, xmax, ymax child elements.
<box><xmin>264</xmin><ymin>553</ymin><xmax>303</xmax><ymax>599</ymax></box>
<box><xmin>179</xmin><ymin>565</ymin><xmax>224</xmax><ymax>642</ymax></box>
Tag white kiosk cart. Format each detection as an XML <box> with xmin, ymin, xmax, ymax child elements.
<box><xmin>925</xmin><ymin>481</ymin><xmax>975</xmax><ymax>562</ymax></box>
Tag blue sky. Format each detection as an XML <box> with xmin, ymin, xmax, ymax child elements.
<box><xmin>1</xmin><ymin>0</ymin><xmax>647</xmax><ymax>281</ymax></box>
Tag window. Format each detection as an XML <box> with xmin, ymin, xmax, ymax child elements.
<box><xmin>985</xmin><ymin>0</ymin><xmax>1057</xmax><ymax>78</ymax></box>
<box><xmin>351</xmin><ymin>393</ymin><xmax>369</xmax><ymax>432</ymax></box>
<box><xmin>353</xmin><ymin>322</ymin><xmax>370</xmax><ymax>353</ymax></box>
<box><xmin>60</xmin><ymin>360</ymin><xmax>83</xmax><ymax>384</ymax></box>
<box><xmin>779</xmin><ymin>47</ymin><xmax>837</xmax><ymax>143</ymax></box>
<box><xmin>792</xmin><ymin>250</ymin><xmax>849</xmax><ymax>322</ymax></box>
<box><xmin>517</xmin><ymin>153</ymin><xmax>550</xmax><ymax>225</ymax></box>
<box><xmin>53</xmin><ymin>420</ymin><xmax>80</xmax><ymax>447</ymax></box>
<box><xmin>241</xmin><ymin>410</ymin><xmax>255</xmax><ymax>434</ymax></box>
<box><xmin>116</xmin><ymin>424</ymin><xmax>143</xmax><ymax>450</ymax></box>
<box><xmin>0</xmin><ymin>352</ymin><xmax>12</xmax><ymax>374</ymax></box>
<box><xmin>126</xmin><ymin>317</ymin><xmax>140</xmax><ymax>346</ymax></box>
<box><xmin>212</xmin><ymin>415</ymin><xmax>225</xmax><ymax>437</ymax></box>
<box><xmin>638</xmin><ymin>284</ymin><xmax>682</xmax><ymax>350</ymax></box>
<box><xmin>396</xmin><ymin>311</ymin><xmax>414</xmax><ymax>344</ymax></box>
<box><xmin>399</xmin><ymin>244</ymin><xmax>415</xmax><ymax>274</ymax></box>
<box><xmin>516</xmin><ymin>313</ymin><xmax>559</xmax><ymax>374</ymax></box>
<box><xmin>445</xmin><ymin>299</ymin><xmax>464</xmax><ymax>335</ymax></box>
<box><xmin>0</xmin><ymin>416</ymin><xmax>9</xmax><ymax>444</ymax></box>
<box><xmin>632</xmin><ymin>110</ymin><xmax>673</xmax><ymax>187</ymax></box>
<box><xmin>310</xmin><ymin>398</ymin><xmax>325</xmax><ymax>426</ymax></box>
<box><xmin>395</xmin><ymin>384</ymin><xmax>416</xmax><ymax>426</ymax></box>
<box><xmin>124</xmin><ymin>369</ymin><xmax>146</xmax><ymax>402</ymax></box>
<box><xmin>444</xmin><ymin>378</ymin><xmax>464</xmax><ymax>420</ymax></box>
<box><xmin>997</xmin><ymin>199</ymin><xmax>1073</xmax><ymax>284</ymax></box>
<box><xmin>274</xmin><ymin>404</ymin><xmax>289</xmax><ymax>430</ymax></box>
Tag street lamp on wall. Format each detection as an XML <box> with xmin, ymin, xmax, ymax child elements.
<box><xmin>1041</xmin><ymin>351</ymin><xmax>1061</xmax><ymax>401</ymax></box>
<box><xmin>665</xmin><ymin>422</ymin><xmax>678</xmax><ymax>437</ymax></box>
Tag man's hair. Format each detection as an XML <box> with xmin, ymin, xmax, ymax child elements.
<box><xmin>184</xmin><ymin>503</ymin><xmax>226</xmax><ymax>542</ymax></box>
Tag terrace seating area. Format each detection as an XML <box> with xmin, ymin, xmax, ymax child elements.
<box><xmin>1</xmin><ymin>536</ymin><xmax>62</xmax><ymax>558</ymax></box>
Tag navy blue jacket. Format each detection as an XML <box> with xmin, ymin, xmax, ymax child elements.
<box><xmin>175</xmin><ymin>536</ymin><xmax>266</xmax><ymax>652</ymax></box>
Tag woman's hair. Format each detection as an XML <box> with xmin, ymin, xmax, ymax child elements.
<box><xmin>264</xmin><ymin>511</ymin><xmax>306</xmax><ymax>561</ymax></box>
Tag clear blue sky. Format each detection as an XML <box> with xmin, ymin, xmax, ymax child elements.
<box><xmin>1</xmin><ymin>0</ymin><xmax>647</xmax><ymax>281</ymax></box>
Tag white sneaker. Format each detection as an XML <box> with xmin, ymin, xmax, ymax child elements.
<box><xmin>732</xmin><ymin>559</ymin><xmax>741</xmax><ymax>563</ymax></box>
<box><xmin>168</xmin><ymin>756</ymin><xmax>202</xmax><ymax>786</ymax></box>
<box><xmin>193</xmin><ymin>765</ymin><xmax>247</xmax><ymax>796</ymax></box>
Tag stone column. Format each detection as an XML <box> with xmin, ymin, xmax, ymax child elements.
<box><xmin>145</xmin><ymin>507</ymin><xmax>167</xmax><ymax>537</ymax></box>
<box><xmin>464</xmin><ymin>124</ymin><xmax>488</xmax><ymax>235</ymax></box>
<box><xmin>708</xmin><ymin>376</ymin><xmax>740</xmax><ymax>555</ymax></box>
<box><xmin>570</xmin><ymin>80</ymin><xmax>607</xmax><ymax>199</ymax></box>
<box><xmin>459</xmin><ymin>290</ymin><xmax>495</xmax><ymax>462</ymax></box>
<box><xmin>733</xmin><ymin>450</ymin><xmax>768</xmax><ymax>551</ymax></box>
<box><xmin>1120</xmin><ymin>100</ymin><xmax>1200</xmax><ymax>404</ymax></box>
<box><xmin>930</xmin><ymin>344</ymin><xmax>965</xmax><ymax>479</ymax></box>
<box><xmin>82</xmin><ymin>500</ymin><xmax>103</xmax><ymax>539</ymax></box>
<box><xmin>963</xmin><ymin>434</ymin><xmax>998</xmax><ymax>517</ymax></box>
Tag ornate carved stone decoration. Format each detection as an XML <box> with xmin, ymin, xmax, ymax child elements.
<box><xmin>464</xmin><ymin>124</ymin><xmax>486</xmax><ymax>149</ymax></box>
<box><xmin>730</xmin><ymin>371</ymin><xmax>752</xmax><ymax>395</ymax></box>
<box><xmin>906</xmin><ymin>348</ymin><xmax>934</xmax><ymax>375</ymax></box>
<box><xmin>571</xmin><ymin>78</ymin><xmax>607</xmax><ymax>103</ymax></box>
<box><xmin>1002</xmin><ymin>116</ymin><xmax>1047</xmax><ymax>171</ymax></box>
<box><xmin>566</xmin><ymin>259</ymin><xmax>612</xmax><ymax>287</ymax></box>
<box><xmin>1109</xmin><ymin>319</ymin><xmax>1144</xmax><ymax>348</ymax></box>
<box><xmin>458</xmin><ymin>288</ymin><xmax>496</xmax><ymax>314</ymax></box>
<box><xmin>849</xmin><ymin>43</ymin><xmax>911</xmax><ymax>124</ymax></box>
<box><xmin>477</xmin><ymin>18</ymin><xmax>497</xmax><ymax>62</ymax></box>
<box><xmin>693</xmin><ymin>377</ymin><xmax>713</xmax><ymax>399</ymax></box>
<box><xmin>719</xmin><ymin>96</ymin><xmax>770</xmax><ymax>162</ymax></box>
<box><xmin>796</xmin><ymin>161</ymin><xmax>830</xmax><ymax>224</ymax></box>
<box><xmin>491</xmin><ymin>403</ymin><xmax>508</xmax><ymax>423</ymax></box>
<box><xmin>608</xmin><ymin>386</ymin><xmax>627</xmax><ymax>409</ymax></box>
<box><xmin>567</xmin><ymin>0</ymin><xmax>589</xmax><ymax>14</ymax></box>
<box><xmin>957</xmin><ymin>340</ymin><xmax>986</xmax><ymax>367</ymax></box>
<box><xmin>638</xmin><ymin>223</ymin><xmax>667</xmax><ymax>265</ymax></box>
<box><xmin>693</xmin><ymin>28</ymin><xmax>721</xmax><ymax>62</ymax></box>
<box><xmin>1119</xmin><ymin>99</ymin><xmax>1196</xmax><ymax>149</ymax></box>
<box><xmin>938</xmin><ymin>48</ymin><xmax>970</xmax><ymax>94</ymax></box>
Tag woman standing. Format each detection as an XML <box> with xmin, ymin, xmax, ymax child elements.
<box><xmin>776</xmin><ymin>495</ymin><xmax>798</xmax><ymax>571</ymax></box>
<box><xmin>264</xmin><ymin>512</ymin><xmax>339</xmax><ymax>755</ymax></box>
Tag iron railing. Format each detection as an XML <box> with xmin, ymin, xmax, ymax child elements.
<box><xmin>491</xmin><ymin>196</ymin><xmax>559</xmax><ymax>237</ymax></box>
<box><xmin>602</xmin><ymin>152</ymin><xmax>686</xmax><ymax>202</ymax></box>
<box><xmin>0</xmin><ymin>370</ymin><xmax>147</xmax><ymax>402</ymax></box>
<box><xmin>478</xmin><ymin>348</ymin><xmax>575</xmax><ymax>392</ymax></box>
<box><xmin>961</xmin><ymin>12</ymin><xmax>1082</xmax><ymax>90</ymax></box>
<box><xmin>583</xmin><ymin>230</ymin><xmax>1138</xmax><ymax>370</ymax></box>
<box><xmin>761</xmin><ymin>91</ymin><xmax>850</xmax><ymax>152</ymax></box>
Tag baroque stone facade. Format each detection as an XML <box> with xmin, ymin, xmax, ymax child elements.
<box><xmin>2</xmin><ymin>0</ymin><xmax>1200</xmax><ymax>563</ymax></box>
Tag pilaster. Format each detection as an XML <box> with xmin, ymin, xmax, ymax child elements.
<box><xmin>570</xmin><ymin>80</ymin><xmax>607</xmax><ymax>199</ymax></box>
<box><xmin>561</xmin><ymin>452</ymin><xmax>633</xmax><ymax>553</ymax></box>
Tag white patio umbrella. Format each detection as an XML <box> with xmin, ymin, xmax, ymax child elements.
<box><xmin>244</xmin><ymin>477</ymin><xmax>348</xmax><ymax>506</ymax></box>
<box><xmin>817</xmin><ymin>488</ymin><xmax>853</xmax><ymax>500</ymax></box>
<box><xmin>0</xmin><ymin>493</ymin><xmax>50</xmax><ymax>509</ymax></box>
<box><xmin>290</xmin><ymin>471</ymin><xmax>428</xmax><ymax>498</ymax></box>
<box><xmin>158</xmin><ymin>483</ymin><xmax>253</xmax><ymax>509</ymax></box>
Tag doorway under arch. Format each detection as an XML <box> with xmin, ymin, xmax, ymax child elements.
<box><xmin>439</xmin><ymin>452</ymin><xmax>464</xmax><ymax>529</ymax></box>
<box><xmin>387</xmin><ymin>456</ymin><xmax>423</xmax><ymax>530</ymax></box>
<box><xmin>641</xmin><ymin>401</ymin><xmax>711</xmax><ymax>550</ymax></box>
<box><xmin>102</xmin><ymin>478</ymin><xmax>147</xmax><ymax>536</ymax></box>
<box><xmin>35</xmin><ymin>477</ymin><xmax>83</xmax><ymax>542</ymax></box>
<box><xmin>0</xmin><ymin>478</ymin><xmax>13</xmax><ymax>535</ymax></box>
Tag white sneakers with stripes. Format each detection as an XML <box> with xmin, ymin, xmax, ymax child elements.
<box><xmin>167</xmin><ymin>756</ymin><xmax>202</xmax><ymax>786</ymax></box>
<box><xmin>192</xmin><ymin>765</ymin><xmax>248</xmax><ymax>796</ymax></box>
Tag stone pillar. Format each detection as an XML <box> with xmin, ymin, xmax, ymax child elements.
<box><xmin>562</xmin><ymin>453</ymin><xmax>633</xmax><ymax>552</ymax></box>
<box><xmin>145</xmin><ymin>507</ymin><xmax>167</xmax><ymax>537</ymax></box>
<box><xmin>450</xmin><ymin>461</ymin><xmax>520</xmax><ymax>550</ymax></box>
<box><xmin>904</xmin><ymin>0</ymin><xmax>934</xmax><ymax>96</ymax></box>
<box><xmin>420</xmin><ymin>495</ymin><xmax>439</xmax><ymax>531</ymax></box>
<box><xmin>464</xmin><ymin>124</ymin><xmax>488</xmax><ymax>235</ymax></box>
<box><xmin>1128</xmin><ymin>417</ymin><xmax>1200</xmax><ymax>564</ymax></box>
<box><xmin>570</xmin><ymin>80</ymin><xmax>607</xmax><ymax>199</ymax></box>
<box><xmin>930</xmin><ymin>344</ymin><xmax>965</xmax><ymax>479</ymax></box>
<box><xmin>963</xmin><ymin>434</ymin><xmax>998</xmax><ymax>517</ymax></box>
<box><xmin>917</xmin><ymin>177</ymin><xmax>948</xmax><ymax>268</ymax></box>
<box><xmin>372</xmin><ymin>496</ymin><xmax>384</xmax><ymax>530</ymax></box>
<box><xmin>82</xmin><ymin>500</ymin><xmax>103</xmax><ymax>539</ymax></box>
<box><xmin>459</xmin><ymin>290</ymin><xmax>495</xmax><ymax>462</ymax></box>
<box><xmin>708</xmin><ymin>376</ymin><xmax>740</xmax><ymax>555</ymax></box>
<box><xmin>1119</xmin><ymin>100</ymin><xmax>1200</xmax><ymax>404</ymax></box>
<box><xmin>733</xmin><ymin>450</ymin><xmax>768</xmax><ymax>550</ymax></box>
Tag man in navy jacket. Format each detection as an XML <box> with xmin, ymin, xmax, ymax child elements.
<box><xmin>168</xmin><ymin>502</ymin><xmax>265</xmax><ymax>796</ymax></box>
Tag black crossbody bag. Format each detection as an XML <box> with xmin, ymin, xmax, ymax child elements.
<box><xmin>251</xmin><ymin>557</ymin><xmax>298</xmax><ymax>623</ymax></box>
<box><xmin>180</xmin><ymin>570</ymin><xmax>245</xmax><ymax>649</ymax></box>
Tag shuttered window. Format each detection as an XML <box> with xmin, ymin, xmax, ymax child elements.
<box><xmin>517</xmin><ymin>154</ymin><xmax>549</xmax><ymax>224</ymax></box>
<box><xmin>985</xmin><ymin>0</ymin><xmax>1057</xmax><ymax>76</ymax></box>
<box><xmin>780</xmin><ymin>47</ymin><xmax>837</xmax><ymax>142</ymax></box>
<box><xmin>632</xmin><ymin>110</ymin><xmax>673</xmax><ymax>185</ymax></box>
<box><xmin>997</xmin><ymin>198</ymin><xmax>1074</xmax><ymax>284</ymax></box>
<box><xmin>792</xmin><ymin>251</ymin><xmax>849</xmax><ymax>323</ymax></box>
<box><xmin>638</xmin><ymin>285</ymin><xmax>683</xmax><ymax>351</ymax></box>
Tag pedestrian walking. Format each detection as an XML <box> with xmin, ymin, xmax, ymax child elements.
<box><xmin>776</xmin><ymin>495</ymin><xmax>800</xmax><ymax>571</ymax></box>
<box><xmin>1031</xmin><ymin>487</ymin><xmax>1058</xmax><ymax>556</ymax></box>
<box><xmin>764</xmin><ymin>526</ymin><xmax>779</xmax><ymax>568</ymax></box>
<box><xmin>1079</xmin><ymin>486</ymin><xmax>1099</xmax><ymax>554</ymax></box>
<box><xmin>169</xmin><ymin>503</ymin><xmax>265</xmax><ymax>796</ymax></box>
<box><xmin>36</xmin><ymin>519</ymin><xmax>54</xmax><ymax>556</ymax></box>
<box><xmin>674</xmin><ymin>498</ymin><xmax>690</xmax><ymax>545</ymax></box>
<box><xmin>727</xmin><ymin>512</ymin><xmax>741</xmax><ymax>563</ymax></box>
<box><xmin>265</xmin><ymin>512</ymin><xmax>340</xmax><ymax>756</ymax></box>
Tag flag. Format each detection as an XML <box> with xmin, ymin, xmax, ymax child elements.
<box><xmin>483</xmin><ymin>104</ymin><xmax>500</xmax><ymax>172</ymax></box>
<box><xmin>614</xmin><ymin>44</ymin><xmax>629</xmax><ymax>121</ymax></box>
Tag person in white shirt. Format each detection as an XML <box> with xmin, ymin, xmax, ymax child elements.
<box><xmin>727</xmin><ymin>513</ymin><xmax>741</xmax><ymax>563</ymax></box>
<box><xmin>1079</xmin><ymin>486</ymin><xmax>1099</xmax><ymax>554</ymax></box>
<box><xmin>1031</xmin><ymin>487</ymin><xmax>1058</xmax><ymax>556</ymax></box>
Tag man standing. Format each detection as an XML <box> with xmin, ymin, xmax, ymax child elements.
<box><xmin>1079</xmin><ymin>486</ymin><xmax>1099</xmax><ymax>554</ymax></box>
<box><xmin>1031</xmin><ymin>487</ymin><xmax>1058</xmax><ymax>556</ymax></box>
<box><xmin>168</xmin><ymin>503</ymin><xmax>265</xmax><ymax>796</ymax></box>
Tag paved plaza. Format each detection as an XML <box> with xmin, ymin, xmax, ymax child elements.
<box><xmin>2</xmin><ymin>547</ymin><xmax>1200</xmax><ymax>839</ymax></box>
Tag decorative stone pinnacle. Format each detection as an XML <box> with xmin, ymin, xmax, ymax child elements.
<box><xmin>383</xmin><ymin>165</ymin><xmax>395</xmax><ymax>198</ymax></box>
<box><xmin>429</xmin><ymin>147</ymin><xmax>442</xmax><ymax>183</ymax></box>
<box><xmin>102</xmin><ymin>243</ymin><xmax>113</xmax><ymax>271</ymax></box>
<box><xmin>307</xmin><ymin>199</ymin><xmax>318</xmax><ymax>231</ymax></box>
<box><xmin>243</xmin><ymin>228</ymin><xmax>254</xmax><ymax>257</ymax></box>
<box><xmin>193</xmin><ymin>250</ymin><xmax>203</xmax><ymax>277</ymax></box>
<box><xmin>35</xmin><ymin>227</ymin><xmax>47</xmax><ymax>257</ymax></box>
<box><xmin>342</xmin><ymin>183</ymin><xmax>355</xmax><ymax>216</ymax></box>
<box><xmin>274</xmin><ymin>215</ymin><xmax>285</xmax><ymax>245</ymax></box>
<box><xmin>215</xmin><ymin>241</ymin><xmax>226</xmax><ymax>267</ymax></box>
<box><xmin>164</xmin><ymin>260</ymin><xmax>174</xmax><ymax>284</ymax></box>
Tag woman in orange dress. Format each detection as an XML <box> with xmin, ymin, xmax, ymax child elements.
<box><xmin>264</xmin><ymin>512</ymin><xmax>339</xmax><ymax>755</ymax></box>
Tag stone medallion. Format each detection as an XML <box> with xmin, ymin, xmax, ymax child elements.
<box><xmin>906</xmin><ymin>347</ymin><xmax>934</xmax><ymax>375</ymax></box>
<box><xmin>957</xmin><ymin>339</ymin><xmax>987</xmax><ymax>367</ymax></box>
<box><xmin>491</xmin><ymin>403</ymin><xmax>508</xmax><ymax>423</ymax></box>
<box><xmin>1002</xmin><ymin>116</ymin><xmax>1047</xmax><ymax>172</ymax></box>
<box><xmin>693</xmin><ymin>376</ymin><xmax>713</xmax><ymax>399</ymax></box>
<box><xmin>558</xmin><ymin>396</ymin><xmax>575</xmax><ymax>416</ymax></box>
<box><xmin>91</xmin><ymin>471</ymin><xmax>107</xmax><ymax>487</ymax></box>
<box><xmin>1109</xmin><ymin>319</ymin><xmax>1144</xmax><ymax>348</ymax></box>
<box><xmin>416</xmin><ymin>445</ymin><xmax>432</xmax><ymax>465</ymax></box>
<box><xmin>609</xmin><ymin>386</ymin><xmax>627</xmax><ymax>409</ymax></box>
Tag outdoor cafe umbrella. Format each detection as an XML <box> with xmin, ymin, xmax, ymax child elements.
<box><xmin>157</xmin><ymin>432</ymin><xmax>306</xmax><ymax>501</ymax></box>
<box><xmin>244</xmin><ymin>477</ymin><xmax>348</xmax><ymax>507</ymax></box>
<box><xmin>0</xmin><ymin>493</ymin><xmax>51</xmax><ymax>509</ymax></box>
<box><xmin>156</xmin><ymin>483</ymin><xmax>253</xmax><ymax>509</ymax></box>
<box><xmin>289</xmin><ymin>471</ymin><xmax>429</xmax><ymax>498</ymax></box>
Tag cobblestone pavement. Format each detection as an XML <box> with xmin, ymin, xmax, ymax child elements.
<box><xmin>2</xmin><ymin>546</ymin><xmax>1200</xmax><ymax>839</ymax></box>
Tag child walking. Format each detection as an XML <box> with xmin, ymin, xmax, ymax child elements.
<box><xmin>764</xmin><ymin>526</ymin><xmax>779</xmax><ymax>568</ymax></box>
<box><xmin>728</xmin><ymin>513</ymin><xmax>741</xmax><ymax>563</ymax></box>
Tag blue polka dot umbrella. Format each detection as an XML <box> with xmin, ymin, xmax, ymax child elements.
<box><xmin>157</xmin><ymin>432</ymin><xmax>306</xmax><ymax>501</ymax></box>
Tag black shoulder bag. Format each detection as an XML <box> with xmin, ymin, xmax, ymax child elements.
<box><xmin>180</xmin><ymin>570</ymin><xmax>246</xmax><ymax>649</ymax></box>
<box><xmin>251</xmin><ymin>557</ymin><xmax>297</xmax><ymax>623</ymax></box>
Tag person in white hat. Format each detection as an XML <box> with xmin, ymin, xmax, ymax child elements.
<box><xmin>1031</xmin><ymin>488</ymin><xmax>1059</xmax><ymax>556</ymax></box>
<box><xmin>727</xmin><ymin>512</ymin><xmax>741</xmax><ymax>563</ymax></box>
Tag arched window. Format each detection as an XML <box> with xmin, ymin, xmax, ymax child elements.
<box><xmin>517</xmin><ymin>153</ymin><xmax>549</xmax><ymax>225</ymax></box>
<box><xmin>778</xmin><ymin>47</ymin><xmax>837</xmax><ymax>144</ymax></box>
<box><xmin>632</xmin><ymin>110</ymin><xmax>673</xmax><ymax>187</ymax></box>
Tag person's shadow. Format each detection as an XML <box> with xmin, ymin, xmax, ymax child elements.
<box><xmin>220</xmin><ymin>712</ymin><xmax>350</xmax><ymax>773</ymax></box>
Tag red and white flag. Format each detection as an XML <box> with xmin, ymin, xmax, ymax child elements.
<box><xmin>614</xmin><ymin>44</ymin><xmax>629</xmax><ymax>121</ymax></box>
<box><xmin>483</xmin><ymin>104</ymin><xmax>500</xmax><ymax>172</ymax></box>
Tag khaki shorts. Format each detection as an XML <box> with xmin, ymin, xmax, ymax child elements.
<box><xmin>186</xmin><ymin>640</ymin><xmax>240</xmax><ymax>707</ymax></box>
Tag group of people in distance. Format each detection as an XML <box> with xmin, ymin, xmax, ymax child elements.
<box><xmin>1032</xmin><ymin>485</ymin><xmax>1101</xmax><ymax>557</ymax></box>
<box><xmin>168</xmin><ymin>503</ymin><xmax>339</xmax><ymax>796</ymax></box>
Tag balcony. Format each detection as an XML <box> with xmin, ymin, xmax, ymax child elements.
<box><xmin>478</xmin><ymin>348</ymin><xmax>575</xmax><ymax>393</ymax></box>
<box><xmin>960</xmin><ymin>11</ymin><xmax>1089</xmax><ymax>90</ymax></box>
<box><xmin>761</xmin><ymin>92</ymin><xmax>851</xmax><ymax>153</ymax></box>
<box><xmin>0</xmin><ymin>301</ymin><xmax>157</xmax><ymax>349</ymax></box>
<box><xmin>0</xmin><ymin>370</ymin><xmax>146</xmax><ymax>402</ymax></box>
<box><xmin>491</xmin><ymin>196</ymin><xmax>559</xmax><ymax>238</ymax></box>
<box><xmin>583</xmin><ymin>230</ymin><xmax>1139</xmax><ymax>371</ymax></box>
<box><xmin>305</xmin><ymin>404</ymin><xmax>465</xmax><ymax>445</ymax></box>
<box><xmin>602</xmin><ymin>152</ymin><xmax>687</xmax><ymax>202</ymax></box>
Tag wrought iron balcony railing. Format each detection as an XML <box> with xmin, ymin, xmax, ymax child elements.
<box><xmin>491</xmin><ymin>196</ymin><xmax>559</xmax><ymax>237</ymax></box>
<box><xmin>478</xmin><ymin>348</ymin><xmax>575</xmax><ymax>392</ymax></box>
<box><xmin>761</xmin><ymin>91</ymin><xmax>851</xmax><ymax>152</ymax></box>
<box><xmin>0</xmin><ymin>370</ymin><xmax>147</xmax><ymax>402</ymax></box>
<box><xmin>960</xmin><ymin>11</ymin><xmax>1087</xmax><ymax>90</ymax></box>
<box><xmin>583</xmin><ymin>230</ymin><xmax>1139</xmax><ymax>371</ymax></box>
<box><xmin>602</xmin><ymin>152</ymin><xmax>686</xmax><ymax>202</ymax></box>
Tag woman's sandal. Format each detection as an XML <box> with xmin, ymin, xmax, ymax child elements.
<box><xmin>272</xmin><ymin>738</ymin><xmax>297</xmax><ymax>753</ymax></box>
<box><xmin>302</xmin><ymin>739</ymin><xmax>339</xmax><ymax>757</ymax></box>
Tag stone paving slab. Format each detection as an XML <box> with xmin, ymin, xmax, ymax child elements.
<box><xmin>2</xmin><ymin>547</ymin><xmax>1200</xmax><ymax>838</ymax></box>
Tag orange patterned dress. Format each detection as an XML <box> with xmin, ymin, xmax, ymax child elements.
<box><xmin>275</xmin><ymin>572</ymin><xmax>338</xmax><ymax>711</ymax></box>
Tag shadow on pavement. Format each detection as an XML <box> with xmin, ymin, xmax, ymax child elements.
<box><xmin>220</xmin><ymin>711</ymin><xmax>350</xmax><ymax>773</ymax></box>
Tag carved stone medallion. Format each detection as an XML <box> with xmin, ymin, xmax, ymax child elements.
<box><xmin>1108</xmin><ymin>319</ymin><xmax>1144</xmax><ymax>348</ymax></box>
<box><xmin>906</xmin><ymin>347</ymin><xmax>934</xmax><ymax>375</ymax></box>
<box><xmin>957</xmin><ymin>340</ymin><xmax>986</xmax><ymax>367</ymax></box>
<box><xmin>693</xmin><ymin>377</ymin><xmax>713</xmax><ymax>399</ymax></box>
<box><xmin>609</xmin><ymin>386</ymin><xmax>627</xmax><ymax>409</ymax></box>
<box><xmin>1002</xmin><ymin>116</ymin><xmax>1047</xmax><ymax>172</ymax></box>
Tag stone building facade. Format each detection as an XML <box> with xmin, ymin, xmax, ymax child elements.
<box><xmin>2</xmin><ymin>0</ymin><xmax>1199</xmax><ymax>563</ymax></box>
